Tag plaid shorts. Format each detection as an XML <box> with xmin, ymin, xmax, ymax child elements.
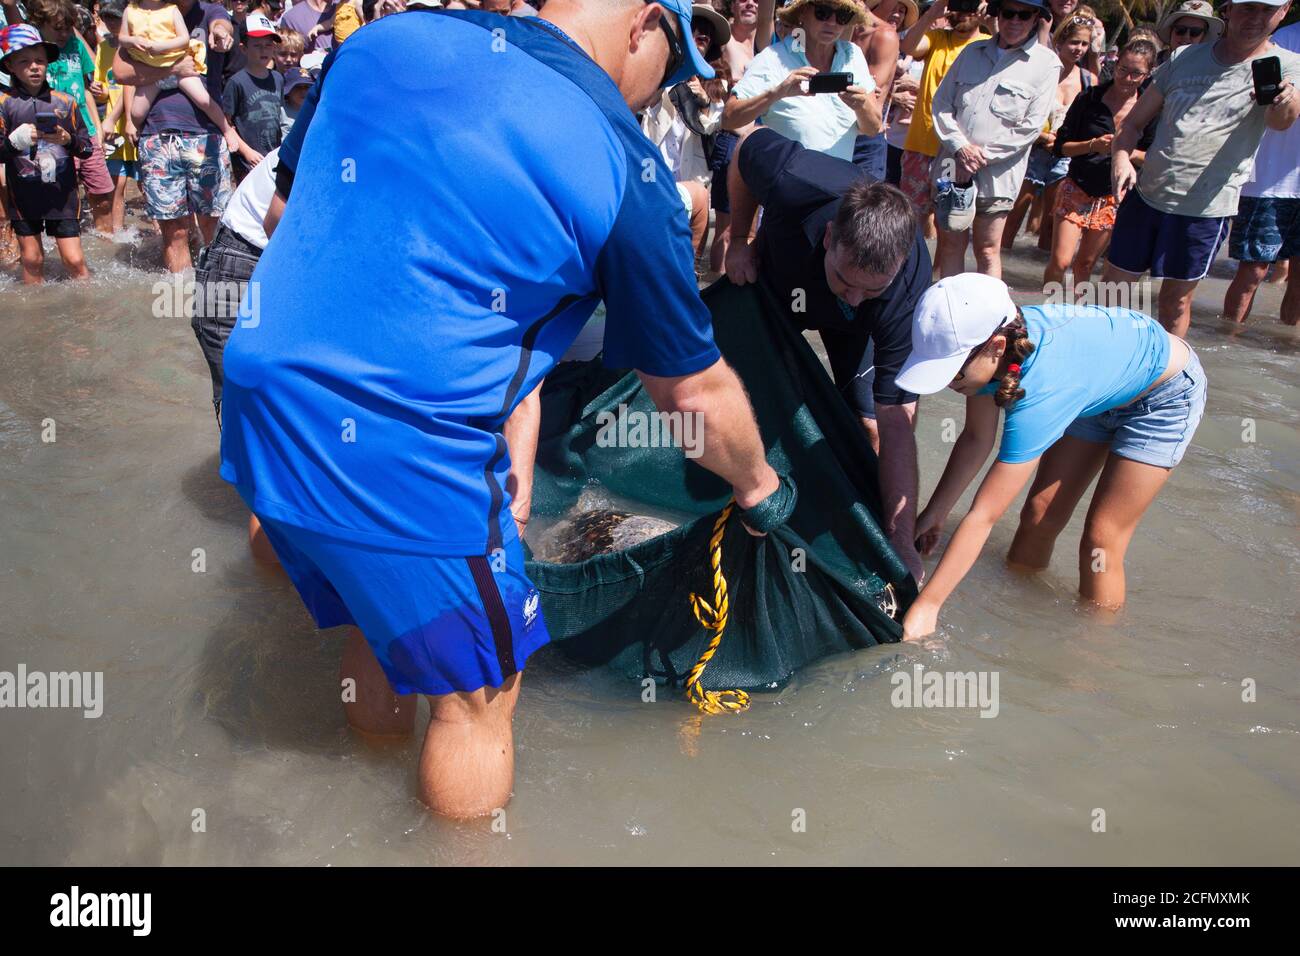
<box><xmin>137</xmin><ymin>132</ymin><xmax>233</xmax><ymax>222</ymax></box>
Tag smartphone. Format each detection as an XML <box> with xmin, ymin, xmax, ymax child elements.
<box><xmin>807</xmin><ymin>72</ymin><xmax>853</xmax><ymax>95</ymax></box>
<box><xmin>949</xmin><ymin>0</ymin><xmax>981</xmax><ymax>13</ymax></box>
<box><xmin>35</xmin><ymin>109</ymin><xmax>58</xmax><ymax>134</ymax></box>
<box><xmin>1253</xmin><ymin>55</ymin><xmax>1282</xmax><ymax>106</ymax></box>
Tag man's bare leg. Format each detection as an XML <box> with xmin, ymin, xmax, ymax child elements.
<box><xmin>1222</xmin><ymin>260</ymin><xmax>1269</xmax><ymax>324</ymax></box>
<box><xmin>1157</xmin><ymin>277</ymin><xmax>1199</xmax><ymax>338</ymax></box>
<box><xmin>341</xmin><ymin>626</ymin><xmax>416</xmax><ymax>737</ymax></box>
<box><xmin>419</xmin><ymin>673</ymin><xmax>522</xmax><ymax>818</ymax></box>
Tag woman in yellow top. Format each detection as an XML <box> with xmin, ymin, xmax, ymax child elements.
<box><xmin>118</xmin><ymin>0</ymin><xmax>241</xmax><ymax>152</ymax></box>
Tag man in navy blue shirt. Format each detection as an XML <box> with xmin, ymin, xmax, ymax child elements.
<box><xmin>219</xmin><ymin>3</ymin><xmax>788</xmax><ymax>818</ymax></box>
<box><xmin>726</xmin><ymin>127</ymin><xmax>930</xmax><ymax>580</ymax></box>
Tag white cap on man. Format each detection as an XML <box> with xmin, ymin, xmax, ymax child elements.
<box><xmin>894</xmin><ymin>273</ymin><xmax>1018</xmax><ymax>395</ymax></box>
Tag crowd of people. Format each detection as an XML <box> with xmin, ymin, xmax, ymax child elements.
<box><xmin>0</xmin><ymin>0</ymin><xmax>1296</xmax><ymax>816</ymax></box>
<box><xmin>2</xmin><ymin>1</ymin><xmax>1297</xmax><ymax>317</ymax></box>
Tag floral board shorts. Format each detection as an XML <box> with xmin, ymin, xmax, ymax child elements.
<box><xmin>1054</xmin><ymin>177</ymin><xmax>1117</xmax><ymax>232</ymax></box>
<box><xmin>137</xmin><ymin>132</ymin><xmax>233</xmax><ymax>222</ymax></box>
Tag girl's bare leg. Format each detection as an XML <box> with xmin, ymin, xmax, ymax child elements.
<box><xmin>130</xmin><ymin>83</ymin><xmax>160</xmax><ymax>130</ymax></box>
<box><xmin>1008</xmin><ymin>435</ymin><xmax>1110</xmax><ymax>570</ymax></box>
<box><xmin>1036</xmin><ymin>181</ymin><xmax>1061</xmax><ymax>251</ymax></box>
<box><xmin>1044</xmin><ymin>213</ymin><xmax>1081</xmax><ymax>288</ymax></box>
<box><xmin>1001</xmin><ymin>182</ymin><xmax>1036</xmax><ymax>249</ymax></box>
<box><xmin>1078</xmin><ymin>453</ymin><xmax>1173</xmax><ymax>609</ymax></box>
<box><xmin>1071</xmin><ymin>227</ymin><xmax>1112</xmax><ymax>286</ymax></box>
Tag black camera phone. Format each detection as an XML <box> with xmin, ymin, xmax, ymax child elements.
<box><xmin>808</xmin><ymin>72</ymin><xmax>853</xmax><ymax>95</ymax></box>
<box><xmin>1253</xmin><ymin>55</ymin><xmax>1282</xmax><ymax>107</ymax></box>
<box><xmin>35</xmin><ymin>108</ymin><xmax>58</xmax><ymax>134</ymax></box>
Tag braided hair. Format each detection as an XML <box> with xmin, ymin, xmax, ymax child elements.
<box><xmin>993</xmin><ymin>309</ymin><xmax>1035</xmax><ymax>410</ymax></box>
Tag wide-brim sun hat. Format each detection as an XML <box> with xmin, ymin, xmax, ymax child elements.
<box><xmin>778</xmin><ymin>0</ymin><xmax>869</xmax><ymax>29</ymax></box>
<box><xmin>1156</xmin><ymin>0</ymin><xmax>1224</xmax><ymax>45</ymax></box>
<box><xmin>0</xmin><ymin>23</ymin><xmax>62</xmax><ymax>68</ymax></box>
<box><xmin>869</xmin><ymin>0</ymin><xmax>918</xmax><ymax>30</ymax></box>
<box><xmin>691</xmin><ymin>3</ymin><xmax>731</xmax><ymax>62</ymax></box>
<box><xmin>894</xmin><ymin>273</ymin><xmax>1018</xmax><ymax>396</ymax></box>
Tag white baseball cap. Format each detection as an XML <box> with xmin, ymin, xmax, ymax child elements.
<box><xmin>245</xmin><ymin>12</ymin><xmax>282</xmax><ymax>40</ymax></box>
<box><xmin>894</xmin><ymin>273</ymin><xmax>1017</xmax><ymax>395</ymax></box>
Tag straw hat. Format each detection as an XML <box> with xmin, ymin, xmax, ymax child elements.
<box><xmin>778</xmin><ymin>0</ymin><xmax>869</xmax><ymax>28</ymax></box>
<box><xmin>1156</xmin><ymin>1</ymin><xmax>1224</xmax><ymax>45</ymax></box>
<box><xmin>868</xmin><ymin>0</ymin><xmax>919</xmax><ymax>31</ymax></box>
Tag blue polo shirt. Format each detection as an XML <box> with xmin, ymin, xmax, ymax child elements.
<box><xmin>219</xmin><ymin>11</ymin><xmax>720</xmax><ymax>556</ymax></box>
<box><xmin>980</xmin><ymin>304</ymin><xmax>1170</xmax><ymax>463</ymax></box>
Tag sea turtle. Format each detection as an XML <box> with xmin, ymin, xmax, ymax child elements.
<box><xmin>536</xmin><ymin>509</ymin><xmax>677</xmax><ymax>563</ymax></box>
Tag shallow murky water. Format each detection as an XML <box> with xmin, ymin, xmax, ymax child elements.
<box><xmin>1</xmin><ymin>229</ymin><xmax>1297</xmax><ymax>865</ymax></box>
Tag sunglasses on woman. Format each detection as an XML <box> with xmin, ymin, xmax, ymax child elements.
<box><xmin>999</xmin><ymin>6</ymin><xmax>1039</xmax><ymax>21</ymax></box>
<box><xmin>1172</xmin><ymin>25</ymin><xmax>1206</xmax><ymax>39</ymax></box>
<box><xmin>813</xmin><ymin>3</ymin><xmax>856</xmax><ymax>26</ymax></box>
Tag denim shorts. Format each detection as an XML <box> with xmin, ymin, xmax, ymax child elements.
<box><xmin>1064</xmin><ymin>348</ymin><xmax>1207</xmax><ymax>468</ymax></box>
<box><xmin>1023</xmin><ymin>144</ymin><xmax>1070</xmax><ymax>189</ymax></box>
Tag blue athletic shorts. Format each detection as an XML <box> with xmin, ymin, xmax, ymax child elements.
<box><xmin>1229</xmin><ymin>195</ymin><xmax>1300</xmax><ymax>263</ymax></box>
<box><xmin>1064</xmin><ymin>347</ymin><xmax>1207</xmax><ymax>468</ymax></box>
<box><xmin>1106</xmin><ymin>191</ymin><xmax>1229</xmax><ymax>281</ymax></box>
<box><xmin>257</xmin><ymin>517</ymin><xmax>550</xmax><ymax>696</ymax></box>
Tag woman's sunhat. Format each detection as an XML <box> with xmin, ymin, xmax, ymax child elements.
<box><xmin>869</xmin><ymin>0</ymin><xmax>919</xmax><ymax>30</ymax></box>
<box><xmin>1156</xmin><ymin>0</ymin><xmax>1224</xmax><ymax>45</ymax></box>
<box><xmin>894</xmin><ymin>274</ymin><xmax>1017</xmax><ymax>395</ymax></box>
<box><xmin>691</xmin><ymin>3</ymin><xmax>732</xmax><ymax>62</ymax></box>
<box><xmin>0</xmin><ymin>23</ymin><xmax>62</xmax><ymax>68</ymax></box>
<box><xmin>778</xmin><ymin>0</ymin><xmax>869</xmax><ymax>29</ymax></box>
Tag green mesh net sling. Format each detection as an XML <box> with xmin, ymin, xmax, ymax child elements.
<box><xmin>523</xmin><ymin>278</ymin><xmax>916</xmax><ymax>696</ymax></box>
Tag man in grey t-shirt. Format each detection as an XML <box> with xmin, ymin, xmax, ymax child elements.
<box><xmin>1104</xmin><ymin>0</ymin><xmax>1300</xmax><ymax>337</ymax></box>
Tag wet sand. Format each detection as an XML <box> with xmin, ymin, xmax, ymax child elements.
<box><xmin>0</xmin><ymin>226</ymin><xmax>1297</xmax><ymax>865</ymax></box>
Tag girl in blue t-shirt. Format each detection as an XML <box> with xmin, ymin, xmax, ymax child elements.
<box><xmin>895</xmin><ymin>273</ymin><xmax>1206</xmax><ymax>641</ymax></box>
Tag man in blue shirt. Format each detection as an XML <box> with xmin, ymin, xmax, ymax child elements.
<box><xmin>219</xmin><ymin>2</ymin><xmax>788</xmax><ymax>818</ymax></box>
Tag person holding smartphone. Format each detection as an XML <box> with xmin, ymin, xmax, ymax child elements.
<box><xmin>1105</xmin><ymin>0</ymin><xmax>1300</xmax><ymax>338</ymax></box>
<box><xmin>0</xmin><ymin>24</ymin><xmax>94</xmax><ymax>283</ymax></box>
<box><xmin>721</xmin><ymin>0</ymin><xmax>880</xmax><ymax>160</ymax></box>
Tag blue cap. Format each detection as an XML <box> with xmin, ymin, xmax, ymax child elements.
<box><xmin>658</xmin><ymin>0</ymin><xmax>715</xmax><ymax>87</ymax></box>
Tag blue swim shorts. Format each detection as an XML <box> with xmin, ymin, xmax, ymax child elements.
<box><xmin>1229</xmin><ymin>195</ymin><xmax>1300</xmax><ymax>263</ymax></box>
<box><xmin>1106</xmin><ymin>191</ymin><xmax>1229</xmax><ymax>282</ymax></box>
<box><xmin>257</xmin><ymin>517</ymin><xmax>550</xmax><ymax>696</ymax></box>
<box><xmin>1064</xmin><ymin>347</ymin><xmax>1207</xmax><ymax>468</ymax></box>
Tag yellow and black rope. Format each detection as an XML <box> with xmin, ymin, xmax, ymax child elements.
<box><xmin>684</xmin><ymin>501</ymin><xmax>751</xmax><ymax>715</ymax></box>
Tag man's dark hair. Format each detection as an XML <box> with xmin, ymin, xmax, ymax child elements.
<box><xmin>830</xmin><ymin>181</ymin><xmax>917</xmax><ymax>276</ymax></box>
